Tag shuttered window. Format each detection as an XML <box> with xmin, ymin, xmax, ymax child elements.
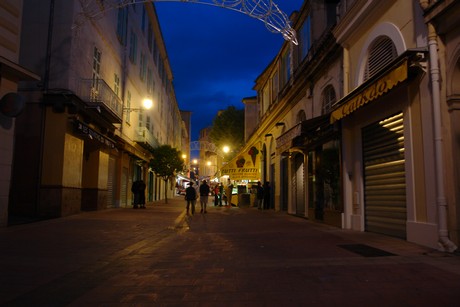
<box><xmin>364</xmin><ymin>36</ymin><xmax>397</xmax><ymax>81</ymax></box>
<box><xmin>321</xmin><ymin>85</ymin><xmax>336</xmax><ymax>114</ymax></box>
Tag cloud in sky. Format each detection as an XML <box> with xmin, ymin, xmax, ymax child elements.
<box><xmin>155</xmin><ymin>1</ymin><xmax>304</xmax><ymax>142</ymax></box>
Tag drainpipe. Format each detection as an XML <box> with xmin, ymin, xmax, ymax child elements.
<box><xmin>421</xmin><ymin>0</ymin><xmax>457</xmax><ymax>252</ymax></box>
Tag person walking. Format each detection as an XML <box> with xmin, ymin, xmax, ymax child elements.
<box><xmin>225</xmin><ymin>179</ymin><xmax>234</xmax><ymax>207</ymax></box>
<box><xmin>213</xmin><ymin>184</ymin><xmax>219</xmax><ymax>206</ymax></box>
<box><xmin>256</xmin><ymin>181</ymin><xmax>264</xmax><ymax>210</ymax></box>
<box><xmin>263</xmin><ymin>181</ymin><xmax>271</xmax><ymax>210</ymax></box>
<box><xmin>131</xmin><ymin>179</ymin><xmax>146</xmax><ymax>209</ymax></box>
<box><xmin>218</xmin><ymin>182</ymin><xmax>224</xmax><ymax>206</ymax></box>
<box><xmin>138</xmin><ymin>179</ymin><xmax>146</xmax><ymax>209</ymax></box>
<box><xmin>199</xmin><ymin>180</ymin><xmax>210</xmax><ymax>213</ymax></box>
<box><xmin>185</xmin><ymin>183</ymin><xmax>197</xmax><ymax>215</ymax></box>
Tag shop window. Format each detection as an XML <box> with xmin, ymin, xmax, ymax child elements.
<box><xmin>364</xmin><ymin>36</ymin><xmax>397</xmax><ymax>81</ymax></box>
<box><xmin>308</xmin><ymin>140</ymin><xmax>341</xmax><ymax>219</ymax></box>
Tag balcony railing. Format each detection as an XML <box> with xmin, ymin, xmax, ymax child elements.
<box><xmin>135</xmin><ymin>127</ymin><xmax>159</xmax><ymax>150</ymax></box>
<box><xmin>78</xmin><ymin>79</ymin><xmax>123</xmax><ymax>123</ymax></box>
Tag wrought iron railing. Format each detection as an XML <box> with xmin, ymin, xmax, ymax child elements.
<box><xmin>78</xmin><ymin>79</ymin><xmax>123</xmax><ymax>121</ymax></box>
<box><xmin>135</xmin><ymin>127</ymin><xmax>159</xmax><ymax>149</ymax></box>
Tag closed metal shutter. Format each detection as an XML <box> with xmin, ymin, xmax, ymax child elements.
<box><xmin>362</xmin><ymin>113</ymin><xmax>406</xmax><ymax>238</ymax></box>
<box><xmin>107</xmin><ymin>156</ymin><xmax>116</xmax><ymax>207</ymax></box>
<box><xmin>121</xmin><ymin>167</ymin><xmax>129</xmax><ymax>207</ymax></box>
<box><xmin>294</xmin><ymin>153</ymin><xmax>305</xmax><ymax>216</ymax></box>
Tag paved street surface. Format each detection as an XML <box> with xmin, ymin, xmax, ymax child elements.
<box><xmin>1</xmin><ymin>196</ymin><xmax>460</xmax><ymax>306</ymax></box>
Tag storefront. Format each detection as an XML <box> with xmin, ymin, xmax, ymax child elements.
<box><xmin>277</xmin><ymin>115</ymin><xmax>341</xmax><ymax>226</ymax></box>
<box><xmin>332</xmin><ymin>52</ymin><xmax>433</xmax><ymax>243</ymax></box>
<box><xmin>220</xmin><ymin>145</ymin><xmax>261</xmax><ymax>206</ymax></box>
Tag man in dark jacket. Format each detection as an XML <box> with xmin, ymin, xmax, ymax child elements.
<box><xmin>256</xmin><ymin>181</ymin><xmax>264</xmax><ymax>210</ymax></box>
<box><xmin>185</xmin><ymin>183</ymin><xmax>197</xmax><ymax>214</ymax></box>
<box><xmin>199</xmin><ymin>180</ymin><xmax>210</xmax><ymax>213</ymax></box>
<box><xmin>131</xmin><ymin>180</ymin><xmax>146</xmax><ymax>209</ymax></box>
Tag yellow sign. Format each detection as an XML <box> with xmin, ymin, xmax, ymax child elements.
<box><xmin>330</xmin><ymin>59</ymin><xmax>408</xmax><ymax>123</ymax></box>
<box><xmin>221</xmin><ymin>145</ymin><xmax>261</xmax><ymax>181</ymax></box>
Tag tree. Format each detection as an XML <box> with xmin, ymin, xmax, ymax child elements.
<box><xmin>149</xmin><ymin>145</ymin><xmax>185</xmax><ymax>204</ymax></box>
<box><xmin>209</xmin><ymin>105</ymin><xmax>244</xmax><ymax>160</ymax></box>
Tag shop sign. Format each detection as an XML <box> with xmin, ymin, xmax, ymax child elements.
<box><xmin>220</xmin><ymin>145</ymin><xmax>261</xmax><ymax>181</ymax></box>
<box><xmin>330</xmin><ymin>59</ymin><xmax>408</xmax><ymax>123</ymax></box>
<box><xmin>276</xmin><ymin>123</ymin><xmax>301</xmax><ymax>154</ymax></box>
<box><xmin>75</xmin><ymin>121</ymin><xmax>115</xmax><ymax>148</ymax></box>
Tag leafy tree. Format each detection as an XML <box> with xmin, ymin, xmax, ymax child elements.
<box><xmin>149</xmin><ymin>145</ymin><xmax>185</xmax><ymax>204</ymax></box>
<box><xmin>209</xmin><ymin>105</ymin><xmax>244</xmax><ymax>160</ymax></box>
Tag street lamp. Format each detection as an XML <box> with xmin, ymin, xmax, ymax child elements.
<box><xmin>223</xmin><ymin>146</ymin><xmax>230</xmax><ymax>154</ymax></box>
<box><xmin>123</xmin><ymin>96</ymin><xmax>153</xmax><ymax>113</ymax></box>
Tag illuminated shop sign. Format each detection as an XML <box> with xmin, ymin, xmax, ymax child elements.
<box><xmin>330</xmin><ymin>59</ymin><xmax>408</xmax><ymax>123</ymax></box>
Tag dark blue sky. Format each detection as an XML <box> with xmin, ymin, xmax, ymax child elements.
<box><xmin>155</xmin><ymin>1</ymin><xmax>304</xmax><ymax>142</ymax></box>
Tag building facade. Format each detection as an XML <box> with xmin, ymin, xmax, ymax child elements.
<box><xmin>240</xmin><ymin>0</ymin><xmax>459</xmax><ymax>251</ymax></box>
<box><xmin>0</xmin><ymin>0</ymin><xmax>40</xmax><ymax>226</ymax></box>
<box><xmin>421</xmin><ymin>0</ymin><xmax>460</xmax><ymax>248</ymax></box>
<box><xmin>7</xmin><ymin>0</ymin><xmax>184</xmax><ymax>222</ymax></box>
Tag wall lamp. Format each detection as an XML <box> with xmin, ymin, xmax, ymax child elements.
<box><xmin>123</xmin><ymin>97</ymin><xmax>153</xmax><ymax>113</ymax></box>
<box><xmin>275</xmin><ymin>122</ymin><xmax>285</xmax><ymax>127</ymax></box>
<box><xmin>264</xmin><ymin>133</ymin><xmax>273</xmax><ymax>138</ymax></box>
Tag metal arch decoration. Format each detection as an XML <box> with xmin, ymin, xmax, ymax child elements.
<box><xmin>189</xmin><ymin>140</ymin><xmax>224</xmax><ymax>156</ymax></box>
<box><xmin>76</xmin><ymin>0</ymin><xmax>297</xmax><ymax>45</ymax></box>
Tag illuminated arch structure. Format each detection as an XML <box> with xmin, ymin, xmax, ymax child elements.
<box><xmin>190</xmin><ymin>141</ymin><xmax>223</xmax><ymax>157</ymax></box>
<box><xmin>76</xmin><ymin>0</ymin><xmax>297</xmax><ymax>45</ymax></box>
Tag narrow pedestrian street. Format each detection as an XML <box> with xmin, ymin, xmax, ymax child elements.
<box><xmin>1</xmin><ymin>197</ymin><xmax>460</xmax><ymax>306</ymax></box>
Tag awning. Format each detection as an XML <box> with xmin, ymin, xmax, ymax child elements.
<box><xmin>220</xmin><ymin>145</ymin><xmax>261</xmax><ymax>181</ymax></box>
<box><xmin>276</xmin><ymin>123</ymin><xmax>302</xmax><ymax>155</ymax></box>
<box><xmin>276</xmin><ymin>114</ymin><xmax>333</xmax><ymax>154</ymax></box>
<box><xmin>330</xmin><ymin>57</ymin><xmax>409</xmax><ymax>123</ymax></box>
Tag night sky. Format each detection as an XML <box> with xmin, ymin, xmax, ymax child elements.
<box><xmin>155</xmin><ymin>1</ymin><xmax>304</xmax><ymax>144</ymax></box>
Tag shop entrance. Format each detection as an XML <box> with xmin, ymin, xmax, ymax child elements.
<box><xmin>362</xmin><ymin>112</ymin><xmax>407</xmax><ymax>239</ymax></box>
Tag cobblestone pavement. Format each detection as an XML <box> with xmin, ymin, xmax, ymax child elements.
<box><xmin>1</xmin><ymin>196</ymin><xmax>460</xmax><ymax>306</ymax></box>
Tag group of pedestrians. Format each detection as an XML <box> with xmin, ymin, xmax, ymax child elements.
<box><xmin>185</xmin><ymin>179</ymin><xmax>211</xmax><ymax>214</ymax></box>
<box><xmin>133</xmin><ymin>178</ymin><xmax>272</xmax><ymax>213</ymax></box>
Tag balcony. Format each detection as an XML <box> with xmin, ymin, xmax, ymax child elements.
<box><xmin>135</xmin><ymin>127</ymin><xmax>159</xmax><ymax>151</ymax></box>
<box><xmin>78</xmin><ymin>79</ymin><xmax>123</xmax><ymax>123</ymax></box>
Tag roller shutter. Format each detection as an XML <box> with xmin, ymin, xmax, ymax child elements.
<box><xmin>107</xmin><ymin>156</ymin><xmax>116</xmax><ymax>207</ymax></box>
<box><xmin>362</xmin><ymin>113</ymin><xmax>406</xmax><ymax>238</ymax></box>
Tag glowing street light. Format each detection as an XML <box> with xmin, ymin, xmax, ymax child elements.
<box><xmin>142</xmin><ymin>97</ymin><xmax>153</xmax><ymax>110</ymax></box>
<box><xmin>223</xmin><ymin>146</ymin><xmax>230</xmax><ymax>154</ymax></box>
<box><xmin>123</xmin><ymin>96</ymin><xmax>153</xmax><ymax>113</ymax></box>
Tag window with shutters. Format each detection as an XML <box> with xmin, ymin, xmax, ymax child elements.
<box><xmin>321</xmin><ymin>85</ymin><xmax>336</xmax><ymax>114</ymax></box>
<box><xmin>297</xmin><ymin>110</ymin><xmax>306</xmax><ymax>123</ymax></box>
<box><xmin>364</xmin><ymin>36</ymin><xmax>397</xmax><ymax>81</ymax></box>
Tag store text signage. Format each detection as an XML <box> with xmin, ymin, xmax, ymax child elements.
<box><xmin>330</xmin><ymin>59</ymin><xmax>408</xmax><ymax>123</ymax></box>
<box><xmin>75</xmin><ymin>121</ymin><xmax>115</xmax><ymax>148</ymax></box>
<box><xmin>220</xmin><ymin>145</ymin><xmax>261</xmax><ymax>181</ymax></box>
<box><xmin>276</xmin><ymin>123</ymin><xmax>301</xmax><ymax>154</ymax></box>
